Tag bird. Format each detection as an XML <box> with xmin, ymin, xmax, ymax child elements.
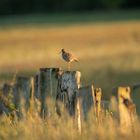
<box><xmin>60</xmin><ymin>49</ymin><xmax>79</xmax><ymax>70</ymax></box>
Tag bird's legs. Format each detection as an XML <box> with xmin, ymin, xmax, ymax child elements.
<box><xmin>68</xmin><ymin>62</ymin><xmax>71</xmax><ymax>71</ymax></box>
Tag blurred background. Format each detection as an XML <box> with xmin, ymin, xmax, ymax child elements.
<box><xmin>0</xmin><ymin>0</ymin><xmax>140</xmax><ymax>99</ymax></box>
<box><xmin>0</xmin><ymin>0</ymin><xmax>140</xmax><ymax>15</ymax></box>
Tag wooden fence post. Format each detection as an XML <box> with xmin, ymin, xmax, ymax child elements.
<box><xmin>0</xmin><ymin>84</ymin><xmax>13</xmax><ymax>114</ymax></box>
<box><xmin>28</xmin><ymin>77</ymin><xmax>36</xmax><ymax>115</ymax></box>
<box><xmin>77</xmin><ymin>86</ymin><xmax>103</xmax><ymax>131</ymax></box>
<box><xmin>34</xmin><ymin>74</ymin><xmax>40</xmax><ymax>99</ymax></box>
<box><xmin>78</xmin><ymin>85</ymin><xmax>94</xmax><ymax>120</ymax></box>
<box><xmin>75</xmin><ymin>70</ymin><xmax>81</xmax><ymax>133</ymax></box>
<box><xmin>2</xmin><ymin>83</ymin><xmax>12</xmax><ymax>96</ymax></box>
<box><xmin>17</xmin><ymin>76</ymin><xmax>31</xmax><ymax>111</ymax></box>
<box><xmin>56</xmin><ymin>71</ymin><xmax>81</xmax><ymax>116</ymax></box>
<box><xmin>93</xmin><ymin>88</ymin><xmax>102</xmax><ymax>123</ymax></box>
<box><xmin>117</xmin><ymin>86</ymin><xmax>136</xmax><ymax>133</ymax></box>
<box><xmin>56</xmin><ymin>71</ymin><xmax>81</xmax><ymax>133</ymax></box>
<box><xmin>39</xmin><ymin>68</ymin><xmax>60</xmax><ymax>118</ymax></box>
<box><xmin>12</xmin><ymin>76</ymin><xmax>31</xmax><ymax>118</ymax></box>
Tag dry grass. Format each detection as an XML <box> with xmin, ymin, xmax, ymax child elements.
<box><xmin>0</xmin><ymin>20</ymin><xmax>140</xmax><ymax>98</ymax></box>
<box><xmin>0</xmin><ymin>21</ymin><xmax>140</xmax><ymax>98</ymax></box>
<box><xmin>0</xmin><ymin>21</ymin><xmax>140</xmax><ymax>71</ymax></box>
<box><xmin>0</xmin><ymin>19</ymin><xmax>140</xmax><ymax>140</ymax></box>
<box><xmin>0</xmin><ymin>98</ymin><xmax>140</xmax><ymax>140</ymax></box>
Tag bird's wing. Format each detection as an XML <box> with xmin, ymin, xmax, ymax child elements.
<box><xmin>74</xmin><ymin>57</ymin><xmax>79</xmax><ymax>62</ymax></box>
<box><xmin>67</xmin><ymin>52</ymin><xmax>73</xmax><ymax>59</ymax></box>
<box><xmin>68</xmin><ymin>52</ymin><xmax>79</xmax><ymax>62</ymax></box>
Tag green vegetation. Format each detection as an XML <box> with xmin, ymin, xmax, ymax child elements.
<box><xmin>0</xmin><ymin>10</ymin><xmax>140</xmax><ymax>27</ymax></box>
<box><xmin>0</xmin><ymin>0</ymin><xmax>140</xmax><ymax>15</ymax></box>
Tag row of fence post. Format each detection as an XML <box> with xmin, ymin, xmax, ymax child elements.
<box><xmin>0</xmin><ymin>67</ymin><xmax>138</xmax><ymax>133</ymax></box>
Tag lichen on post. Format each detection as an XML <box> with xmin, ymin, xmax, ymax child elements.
<box><xmin>56</xmin><ymin>71</ymin><xmax>81</xmax><ymax>116</ymax></box>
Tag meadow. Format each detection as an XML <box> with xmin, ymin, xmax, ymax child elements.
<box><xmin>0</xmin><ymin>11</ymin><xmax>140</xmax><ymax>98</ymax></box>
<box><xmin>0</xmin><ymin>11</ymin><xmax>140</xmax><ymax>140</ymax></box>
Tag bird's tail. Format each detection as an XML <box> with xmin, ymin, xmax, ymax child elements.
<box><xmin>74</xmin><ymin>58</ymin><xmax>79</xmax><ymax>62</ymax></box>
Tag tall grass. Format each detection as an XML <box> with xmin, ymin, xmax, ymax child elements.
<box><xmin>0</xmin><ymin>97</ymin><xmax>140</xmax><ymax>140</ymax></box>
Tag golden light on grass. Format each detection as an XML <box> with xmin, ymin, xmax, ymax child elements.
<box><xmin>0</xmin><ymin>21</ymin><xmax>139</xmax><ymax>71</ymax></box>
<box><xmin>0</xmin><ymin>97</ymin><xmax>140</xmax><ymax>140</ymax></box>
<box><xmin>0</xmin><ymin>20</ymin><xmax>140</xmax><ymax>140</ymax></box>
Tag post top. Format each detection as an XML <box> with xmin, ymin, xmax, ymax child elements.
<box><xmin>40</xmin><ymin>67</ymin><xmax>61</xmax><ymax>72</ymax></box>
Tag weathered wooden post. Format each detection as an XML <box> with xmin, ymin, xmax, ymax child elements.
<box><xmin>34</xmin><ymin>74</ymin><xmax>40</xmax><ymax>99</ymax></box>
<box><xmin>78</xmin><ymin>86</ymin><xmax>102</xmax><ymax>123</ymax></box>
<box><xmin>17</xmin><ymin>76</ymin><xmax>31</xmax><ymax>111</ymax></box>
<box><xmin>93</xmin><ymin>88</ymin><xmax>102</xmax><ymax>123</ymax></box>
<box><xmin>77</xmin><ymin>85</ymin><xmax>103</xmax><ymax>131</ymax></box>
<box><xmin>78</xmin><ymin>85</ymin><xmax>94</xmax><ymax>120</ymax></box>
<box><xmin>56</xmin><ymin>71</ymin><xmax>81</xmax><ymax>116</ymax></box>
<box><xmin>74</xmin><ymin>71</ymin><xmax>81</xmax><ymax>129</ymax></box>
<box><xmin>12</xmin><ymin>76</ymin><xmax>31</xmax><ymax>118</ymax></box>
<box><xmin>117</xmin><ymin>86</ymin><xmax>136</xmax><ymax>133</ymax></box>
<box><xmin>2</xmin><ymin>83</ymin><xmax>12</xmax><ymax>96</ymax></box>
<box><xmin>0</xmin><ymin>84</ymin><xmax>13</xmax><ymax>114</ymax></box>
<box><xmin>38</xmin><ymin>68</ymin><xmax>60</xmax><ymax>118</ymax></box>
<box><xmin>56</xmin><ymin>70</ymin><xmax>82</xmax><ymax>133</ymax></box>
<box><xmin>76</xmin><ymin>95</ymin><xmax>82</xmax><ymax>134</ymax></box>
<box><xmin>0</xmin><ymin>83</ymin><xmax>15</xmax><ymax>114</ymax></box>
<box><xmin>27</xmin><ymin>77</ymin><xmax>36</xmax><ymax>115</ymax></box>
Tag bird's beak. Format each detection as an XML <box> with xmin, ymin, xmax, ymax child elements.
<box><xmin>58</xmin><ymin>51</ymin><xmax>61</xmax><ymax>54</ymax></box>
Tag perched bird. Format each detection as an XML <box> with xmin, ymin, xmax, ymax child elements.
<box><xmin>60</xmin><ymin>49</ymin><xmax>79</xmax><ymax>70</ymax></box>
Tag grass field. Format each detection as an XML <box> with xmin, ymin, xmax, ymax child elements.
<box><xmin>0</xmin><ymin>11</ymin><xmax>140</xmax><ymax>140</ymax></box>
<box><xmin>0</xmin><ymin>12</ymin><xmax>140</xmax><ymax>98</ymax></box>
<box><xmin>0</xmin><ymin>99</ymin><xmax>140</xmax><ymax>140</ymax></box>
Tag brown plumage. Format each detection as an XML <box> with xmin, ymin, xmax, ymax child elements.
<box><xmin>60</xmin><ymin>49</ymin><xmax>79</xmax><ymax>70</ymax></box>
